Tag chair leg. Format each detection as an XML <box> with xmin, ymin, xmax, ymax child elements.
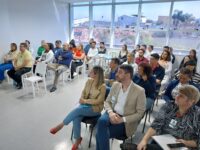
<box><xmin>88</xmin><ymin>125</ymin><xmax>94</xmax><ymax>148</ymax></box>
<box><xmin>32</xmin><ymin>82</ymin><xmax>35</xmax><ymax>98</ymax></box>
<box><xmin>71</xmin><ymin>129</ymin><xmax>73</xmax><ymax>141</ymax></box>
<box><xmin>142</xmin><ymin>111</ymin><xmax>148</xmax><ymax>133</ymax></box>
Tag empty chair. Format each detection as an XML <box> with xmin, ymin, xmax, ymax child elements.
<box><xmin>23</xmin><ymin>62</ymin><xmax>47</xmax><ymax>98</ymax></box>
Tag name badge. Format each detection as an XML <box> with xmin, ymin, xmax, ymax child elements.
<box><xmin>169</xmin><ymin>119</ymin><xmax>177</xmax><ymax>129</ymax></box>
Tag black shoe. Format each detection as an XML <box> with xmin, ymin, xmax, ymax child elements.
<box><xmin>50</xmin><ymin>86</ymin><xmax>57</xmax><ymax>92</ymax></box>
<box><xmin>16</xmin><ymin>84</ymin><xmax>22</xmax><ymax>89</ymax></box>
<box><xmin>0</xmin><ymin>80</ymin><xmax>3</xmax><ymax>84</ymax></box>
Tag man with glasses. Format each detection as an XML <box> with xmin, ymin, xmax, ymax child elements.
<box><xmin>47</xmin><ymin>43</ymin><xmax>73</xmax><ymax>92</ymax></box>
<box><xmin>7</xmin><ymin>43</ymin><xmax>33</xmax><ymax>89</ymax></box>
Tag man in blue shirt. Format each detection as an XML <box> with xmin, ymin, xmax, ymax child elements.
<box><xmin>48</xmin><ymin>43</ymin><xmax>73</xmax><ymax>92</ymax></box>
<box><xmin>84</xmin><ymin>38</ymin><xmax>94</xmax><ymax>55</ymax></box>
<box><xmin>105</xmin><ymin>58</ymin><xmax>120</xmax><ymax>87</ymax></box>
<box><xmin>150</xmin><ymin>53</ymin><xmax>165</xmax><ymax>91</ymax></box>
<box><xmin>53</xmin><ymin>40</ymin><xmax>62</xmax><ymax>54</ymax></box>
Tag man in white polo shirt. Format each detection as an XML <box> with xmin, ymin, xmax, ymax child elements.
<box><xmin>96</xmin><ymin>64</ymin><xmax>146</xmax><ymax>150</ymax></box>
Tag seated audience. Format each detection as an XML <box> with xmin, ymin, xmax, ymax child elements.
<box><xmin>137</xmin><ymin>85</ymin><xmax>200</xmax><ymax>150</ymax></box>
<box><xmin>50</xmin><ymin>66</ymin><xmax>106</xmax><ymax>150</ymax></box>
<box><xmin>98</xmin><ymin>42</ymin><xmax>107</xmax><ymax>54</ymax></box>
<box><xmin>141</xmin><ymin>44</ymin><xmax>150</xmax><ymax>60</ymax></box>
<box><xmin>73</xmin><ymin>43</ymin><xmax>85</xmax><ymax>73</ymax></box>
<box><xmin>96</xmin><ymin>65</ymin><xmax>146</xmax><ymax>150</ymax></box>
<box><xmin>174</xmin><ymin>60</ymin><xmax>200</xmax><ymax>85</ymax></box>
<box><xmin>147</xmin><ymin>45</ymin><xmax>154</xmax><ymax>55</ymax></box>
<box><xmin>47</xmin><ymin>43</ymin><xmax>73</xmax><ymax>92</ymax></box>
<box><xmin>123</xmin><ymin>53</ymin><xmax>138</xmax><ymax>75</ymax></box>
<box><xmin>7</xmin><ymin>43</ymin><xmax>33</xmax><ymax>89</ymax></box>
<box><xmin>158</xmin><ymin>49</ymin><xmax>172</xmax><ymax>91</ymax></box>
<box><xmin>25</xmin><ymin>40</ymin><xmax>34</xmax><ymax>56</ymax></box>
<box><xmin>69</xmin><ymin>39</ymin><xmax>76</xmax><ymax>52</ymax></box>
<box><xmin>135</xmin><ymin>49</ymin><xmax>149</xmax><ymax>65</ymax></box>
<box><xmin>132</xmin><ymin>44</ymin><xmax>140</xmax><ymax>55</ymax></box>
<box><xmin>84</xmin><ymin>38</ymin><xmax>94</xmax><ymax>56</ymax></box>
<box><xmin>149</xmin><ymin>53</ymin><xmax>165</xmax><ymax>91</ymax></box>
<box><xmin>169</xmin><ymin>46</ymin><xmax>176</xmax><ymax>64</ymax></box>
<box><xmin>118</xmin><ymin>44</ymin><xmax>128</xmax><ymax>64</ymax></box>
<box><xmin>105</xmin><ymin>58</ymin><xmax>120</xmax><ymax>87</ymax></box>
<box><xmin>36</xmin><ymin>40</ymin><xmax>46</xmax><ymax>59</ymax></box>
<box><xmin>53</xmin><ymin>40</ymin><xmax>62</xmax><ymax>54</ymax></box>
<box><xmin>86</xmin><ymin>41</ymin><xmax>98</xmax><ymax>68</ymax></box>
<box><xmin>133</xmin><ymin>63</ymin><xmax>156</xmax><ymax>110</ymax></box>
<box><xmin>179</xmin><ymin>49</ymin><xmax>198</xmax><ymax>69</ymax></box>
<box><xmin>33</xmin><ymin>43</ymin><xmax>54</xmax><ymax>73</ymax></box>
<box><xmin>0</xmin><ymin>43</ymin><xmax>18</xmax><ymax>83</ymax></box>
<box><xmin>163</xmin><ymin>68</ymin><xmax>197</xmax><ymax>102</ymax></box>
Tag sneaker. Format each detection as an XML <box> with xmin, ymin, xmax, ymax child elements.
<box><xmin>50</xmin><ymin>86</ymin><xmax>57</xmax><ymax>92</ymax></box>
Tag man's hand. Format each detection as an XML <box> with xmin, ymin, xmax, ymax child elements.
<box><xmin>137</xmin><ymin>140</ymin><xmax>148</xmax><ymax>150</ymax></box>
<box><xmin>79</xmin><ymin>98</ymin><xmax>86</xmax><ymax>104</ymax></box>
<box><xmin>109</xmin><ymin>112</ymin><xmax>123</xmax><ymax>124</ymax></box>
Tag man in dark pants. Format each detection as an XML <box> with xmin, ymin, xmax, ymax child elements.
<box><xmin>96</xmin><ymin>65</ymin><xmax>146</xmax><ymax>150</ymax></box>
<box><xmin>7</xmin><ymin>43</ymin><xmax>33</xmax><ymax>89</ymax></box>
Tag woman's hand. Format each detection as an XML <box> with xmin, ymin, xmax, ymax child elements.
<box><xmin>176</xmin><ymin>139</ymin><xmax>197</xmax><ymax>148</ymax></box>
<box><xmin>137</xmin><ymin>140</ymin><xmax>147</xmax><ymax>150</ymax></box>
<box><xmin>79</xmin><ymin>99</ymin><xmax>86</xmax><ymax>104</ymax></box>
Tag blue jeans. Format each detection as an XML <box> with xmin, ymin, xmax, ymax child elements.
<box><xmin>146</xmin><ymin>97</ymin><xmax>154</xmax><ymax>110</ymax></box>
<box><xmin>96</xmin><ymin>112</ymin><xmax>126</xmax><ymax>150</ymax></box>
<box><xmin>63</xmin><ymin>105</ymin><xmax>100</xmax><ymax>139</ymax></box>
<box><xmin>0</xmin><ymin>63</ymin><xmax>13</xmax><ymax>80</ymax></box>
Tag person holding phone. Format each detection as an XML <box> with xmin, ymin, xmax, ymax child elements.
<box><xmin>137</xmin><ymin>84</ymin><xmax>200</xmax><ymax>150</ymax></box>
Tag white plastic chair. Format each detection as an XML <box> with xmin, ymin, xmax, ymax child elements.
<box><xmin>62</xmin><ymin>60</ymin><xmax>74</xmax><ymax>83</ymax></box>
<box><xmin>76</xmin><ymin>58</ymin><xmax>86</xmax><ymax>79</ymax></box>
<box><xmin>5</xmin><ymin>69</ymin><xmax>12</xmax><ymax>84</ymax></box>
<box><xmin>23</xmin><ymin>62</ymin><xmax>47</xmax><ymax>98</ymax></box>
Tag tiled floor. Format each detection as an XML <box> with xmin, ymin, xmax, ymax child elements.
<box><xmin>0</xmin><ymin>75</ymin><xmax>165</xmax><ymax>150</ymax></box>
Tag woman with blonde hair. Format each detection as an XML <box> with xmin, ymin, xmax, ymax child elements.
<box><xmin>138</xmin><ymin>84</ymin><xmax>200</xmax><ymax>150</ymax></box>
<box><xmin>50</xmin><ymin>66</ymin><xmax>106</xmax><ymax>150</ymax></box>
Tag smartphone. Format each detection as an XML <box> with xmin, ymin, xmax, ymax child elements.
<box><xmin>167</xmin><ymin>143</ymin><xmax>186</xmax><ymax>149</ymax></box>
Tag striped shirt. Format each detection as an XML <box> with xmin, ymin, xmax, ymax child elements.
<box><xmin>174</xmin><ymin>70</ymin><xmax>200</xmax><ymax>84</ymax></box>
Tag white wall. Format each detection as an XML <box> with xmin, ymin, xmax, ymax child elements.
<box><xmin>0</xmin><ymin>0</ymin><xmax>70</xmax><ymax>59</ymax></box>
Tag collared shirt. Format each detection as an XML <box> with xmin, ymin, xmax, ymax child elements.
<box><xmin>151</xmin><ymin>102</ymin><xmax>200</xmax><ymax>150</ymax></box>
<box><xmin>114</xmin><ymin>82</ymin><xmax>132</xmax><ymax>116</ymax></box>
<box><xmin>16</xmin><ymin>50</ymin><xmax>33</xmax><ymax>68</ymax></box>
<box><xmin>87</xmin><ymin>48</ymin><xmax>98</xmax><ymax>58</ymax></box>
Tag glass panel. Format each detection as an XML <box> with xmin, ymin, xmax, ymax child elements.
<box><xmin>73</xmin><ymin>27</ymin><xmax>89</xmax><ymax>43</ymax></box>
<box><xmin>116</xmin><ymin>0</ymin><xmax>138</xmax><ymax>2</ymax></box>
<box><xmin>73</xmin><ymin>2</ymin><xmax>89</xmax><ymax>5</ymax></box>
<box><xmin>92</xmin><ymin>0</ymin><xmax>112</xmax><ymax>4</ymax></box>
<box><xmin>169</xmin><ymin>1</ymin><xmax>200</xmax><ymax>50</ymax></box>
<box><xmin>73</xmin><ymin>7</ymin><xmax>89</xmax><ymax>27</ymax></box>
<box><xmin>93</xmin><ymin>28</ymin><xmax>111</xmax><ymax>45</ymax></box>
<box><xmin>140</xmin><ymin>3</ymin><xmax>170</xmax><ymax>29</ymax></box>
<box><xmin>93</xmin><ymin>5</ymin><xmax>112</xmax><ymax>27</ymax></box>
<box><xmin>115</xmin><ymin>4</ymin><xmax>139</xmax><ymax>28</ymax></box>
<box><xmin>114</xmin><ymin>28</ymin><xmax>136</xmax><ymax>47</ymax></box>
<box><xmin>139</xmin><ymin>30</ymin><xmax>167</xmax><ymax>48</ymax></box>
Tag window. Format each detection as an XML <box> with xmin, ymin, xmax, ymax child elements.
<box><xmin>73</xmin><ymin>28</ymin><xmax>89</xmax><ymax>43</ymax></box>
<box><xmin>73</xmin><ymin>7</ymin><xmax>89</xmax><ymax>27</ymax></box>
<box><xmin>93</xmin><ymin>5</ymin><xmax>112</xmax><ymax>28</ymax></box>
<box><xmin>73</xmin><ymin>2</ymin><xmax>89</xmax><ymax>5</ymax></box>
<box><xmin>139</xmin><ymin>3</ymin><xmax>170</xmax><ymax>47</ymax></box>
<box><xmin>92</xmin><ymin>0</ymin><xmax>112</xmax><ymax>4</ymax></box>
<box><xmin>73</xmin><ymin>6</ymin><xmax>89</xmax><ymax>43</ymax></box>
<box><xmin>169</xmin><ymin>1</ymin><xmax>200</xmax><ymax>50</ymax></box>
<box><xmin>116</xmin><ymin>0</ymin><xmax>138</xmax><ymax>2</ymax></box>
<box><xmin>114</xmin><ymin>4</ymin><xmax>138</xmax><ymax>46</ymax></box>
<box><xmin>92</xmin><ymin>5</ymin><xmax>112</xmax><ymax>45</ymax></box>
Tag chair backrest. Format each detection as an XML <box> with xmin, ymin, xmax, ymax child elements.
<box><xmin>35</xmin><ymin>62</ymin><xmax>47</xmax><ymax>77</ymax></box>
